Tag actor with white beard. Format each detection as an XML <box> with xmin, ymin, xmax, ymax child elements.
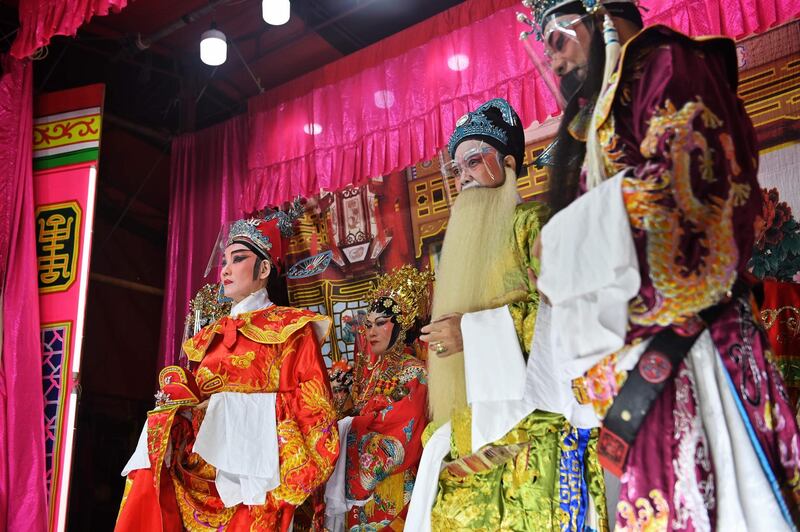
<box><xmin>406</xmin><ymin>98</ymin><xmax>605</xmax><ymax>531</ymax></box>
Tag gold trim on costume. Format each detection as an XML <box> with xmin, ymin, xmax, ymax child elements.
<box><xmin>183</xmin><ymin>307</ymin><xmax>332</xmax><ymax>362</ymax></box>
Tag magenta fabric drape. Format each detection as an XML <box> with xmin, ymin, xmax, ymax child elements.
<box><xmin>158</xmin><ymin>115</ymin><xmax>249</xmax><ymax>367</ymax></box>
<box><xmin>245</xmin><ymin>0</ymin><xmax>557</xmax><ymax>210</ymax></box>
<box><xmin>648</xmin><ymin>0</ymin><xmax>800</xmax><ymax>38</ymax></box>
<box><xmin>11</xmin><ymin>0</ymin><xmax>128</xmax><ymax>59</ymax></box>
<box><xmin>243</xmin><ymin>0</ymin><xmax>800</xmax><ymax>208</ymax></box>
<box><xmin>0</xmin><ymin>55</ymin><xmax>48</xmax><ymax>532</ymax></box>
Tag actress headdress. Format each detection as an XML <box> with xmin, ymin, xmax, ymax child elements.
<box><xmin>204</xmin><ymin>197</ymin><xmax>305</xmax><ymax>277</ymax></box>
<box><xmin>366</xmin><ymin>265</ymin><xmax>434</xmax><ymax>331</ymax></box>
<box><xmin>225</xmin><ymin>197</ymin><xmax>305</xmax><ymax>262</ymax></box>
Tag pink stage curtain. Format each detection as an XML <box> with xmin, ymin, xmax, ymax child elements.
<box><xmin>245</xmin><ymin>0</ymin><xmax>559</xmax><ymax>209</ymax></box>
<box><xmin>158</xmin><ymin>115</ymin><xmax>249</xmax><ymax>367</ymax></box>
<box><xmin>244</xmin><ymin>0</ymin><xmax>800</xmax><ymax>208</ymax></box>
<box><xmin>647</xmin><ymin>0</ymin><xmax>800</xmax><ymax>38</ymax></box>
<box><xmin>11</xmin><ymin>0</ymin><xmax>128</xmax><ymax>59</ymax></box>
<box><xmin>0</xmin><ymin>55</ymin><xmax>48</xmax><ymax>532</ymax></box>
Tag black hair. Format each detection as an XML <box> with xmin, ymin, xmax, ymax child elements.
<box><xmin>606</xmin><ymin>2</ymin><xmax>644</xmax><ymax>28</ymax></box>
<box><xmin>252</xmin><ymin>255</ymin><xmax>267</xmax><ymax>281</ymax></box>
<box><xmin>547</xmin><ymin>19</ymin><xmax>604</xmax><ymax>213</ymax></box>
<box><xmin>546</xmin><ymin>4</ymin><xmax>644</xmax><ymax>213</ymax></box>
<box><xmin>267</xmin><ymin>265</ymin><xmax>290</xmax><ymax>306</ymax></box>
<box><xmin>239</xmin><ymin>242</ymin><xmax>290</xmax><ymax>306</ymax></box>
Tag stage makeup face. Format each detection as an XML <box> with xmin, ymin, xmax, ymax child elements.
<box><xmin>364</xmin><ymin>310</ymin><xmax>395</xmax><ymax>357</ymax></box>
<box><xmin>543</xmin><ymin>13</ymin><xmax>592</xmax><ymax>78</ymax></box>
<box><xmin>220</xmin><ymin>243</ymin><xmax>270</xmax><ymax>303</ymax></box>
<box><xmin>451</xmin><ymin>140</ymin><xmax>506</xmax><ymax>191</ymax></box>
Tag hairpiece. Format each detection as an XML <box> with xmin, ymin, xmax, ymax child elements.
<box><xmin>263</xmin><ymin>197</ymin><xmax>305</xmax><ymax>238</ymax></box>
<box><xmin>366</xmin><ymin>265</ymin><xmax>434</xmax><ymax>331</ymax></box>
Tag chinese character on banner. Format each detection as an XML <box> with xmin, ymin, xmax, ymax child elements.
<box><xmin>35</xmin><ymin>202</ymin><xmax>81</xmax><ymax>293</ymax></box>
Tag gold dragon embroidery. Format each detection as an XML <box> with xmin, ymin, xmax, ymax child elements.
<box><xmin>228</xmin><ymin>350</ymin><xmax>256</xmax><ymax>369</ymax></box>
<box><xmin>621</xmin><ymin>97</ymin><xmax>742</xmax><ymax>326</ymax></box>
<box><xmin>616</xmin><ymin>489</ymin><xmax>670</xmax><ymax>531</ymax></box>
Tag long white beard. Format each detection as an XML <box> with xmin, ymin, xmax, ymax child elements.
<box><xmin>427</xmin><ymin>167</ymin><xmax>521</xmax><ymax>424</ymax></box>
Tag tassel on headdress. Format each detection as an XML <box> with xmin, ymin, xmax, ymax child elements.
<box><xmin>585</xmin><ymin>12</ymin><xmax>621</xmax><ymax>190</ymax></box>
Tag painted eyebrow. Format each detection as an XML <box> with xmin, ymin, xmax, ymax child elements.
<box><xmin>230</xmin><ymin>249</ymin><xmax>251</xmax><ymax>255</ymax></box>
<box><xmin>547</xmin><ymin>31</ymin><xmax>558</xmax><ymax>50</ymax></box>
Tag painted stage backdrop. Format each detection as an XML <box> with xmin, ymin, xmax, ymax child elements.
<box><xmin>281</xmin><ymin>133</ymin><xmax>552</xmax><ymax>366</ymax></box>
<box><xmin>272</xmin><ymin>20</ymin><xmax>800</xmax><ymax>406</ymax></box>
<box><xmin>33</xmin><ymin>84</ymin><xmax>103</xmax><ymax>532</ymax></box>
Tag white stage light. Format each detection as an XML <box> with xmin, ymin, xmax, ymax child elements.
<box><xmin>200</xmin><ymin>28</ymin><xmax>227</xmax><ymax>66</ymax></box>
<box><xmin>263</xmin><ymin>0</ymin><xmax>291</xmax><ymax>26</ymax></box>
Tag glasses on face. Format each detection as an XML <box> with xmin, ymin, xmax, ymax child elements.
<box><xmin>447</xmin><ymin>145</ymin><xmax>500</xmax><ymax>180</ymax></box>
<box><xmin>543</xmin><ymin>14</ymin><xmax>591</xmax><ymax>62</ymax></box>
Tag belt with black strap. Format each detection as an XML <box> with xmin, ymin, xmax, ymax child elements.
<box><xmin>597</xmin><ymin>278</ymin><xmax>752</xmax><ymax>477</ymax></box>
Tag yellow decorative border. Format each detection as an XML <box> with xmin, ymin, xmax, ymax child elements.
<box><xmin>35</xmin><ymin>200</ymin><xmax>82</xmax><ymax>294</ymax></box>
<box><xmin>240</xmin><ymin>313</ymin><xmax>332</xmax><ymax>346</ymax></box>
<box><xmin>33</xmin><ymin>114</ymin><xmax>101</xmax><ymax>151</ymax></box>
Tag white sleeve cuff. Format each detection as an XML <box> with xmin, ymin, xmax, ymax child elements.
<box><xmin>538</xmin><ymin>171</ymin><xmax>640</xmax><ymax>376</ymax></box>
<box><xmin>470</xmin><ymin>302</ymin><xmax>601</xmax><ymax>453</ymax></box>
<box><xmin>324</xmin><ymin>416</ymin><xmax>354</xmax><ymax>526</ymax></box>
<box><xmin>194</xmin><ymin>392</ymin><xmax>280</xmax><ymax>507</ymax></box>
<box><xmin>120</xmin><ymin>421</ymin><xmax>151</xmax><ymax>476</ymax></box>
<box><xmin>405</xmin><ymin>422</ymin><xmax>452</xmax><ymax>532</ymax></box>
<box><xmin>462</xmin><ymin>306</ymin><xmax>526</xmax><ymax>405</ymax></box>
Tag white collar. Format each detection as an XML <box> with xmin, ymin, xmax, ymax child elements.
<box><xmin>230</xmin><ymin>288</ymin><xmax>273</xmax><ymax>317</ymax></box>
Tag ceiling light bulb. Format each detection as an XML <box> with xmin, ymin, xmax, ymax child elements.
<box><xmin>263</xmin><ymin>0</ymin><xmax>291</xmax><ymax>26</ymax></box>
<box><xmin>200</xmin><ymin>28</ymin><xmax>227</xmax><ymax>66</ymax></box>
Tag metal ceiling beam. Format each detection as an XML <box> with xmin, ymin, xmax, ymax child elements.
<box><xmin>105</xmin><ymin>113</ymin><xmax>173</xmax><ymax>146</ymax></box>
<box><xmin>232</xmin><ymin>0</ymin><xmax>382</xmax><ymax>53</ymax></box>
<box><xmin>42</xmin><ymin>34</ymin><xmax>240</xmax><ymax>133</ymax></box>
<box><xmin>303</xmin><ymin>0</ymin><xmax>367</xmax><ymax>52</ymax></box>
<box><xmin>65</xmin><ymin>36</ymin><xmax>182</xmax><ymax>80</ymax></box>
<box><xmin>115</xmin><ymin>0</ymin><xmax>230</xmax><ymax>60</ymax></box>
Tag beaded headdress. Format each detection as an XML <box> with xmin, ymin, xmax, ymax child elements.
<box><xmin>225</xmin><ymin>197</ymin><xmax>304</xmax><ymax>263</ymax></box>
<box><xmin>447</xmin><ymin>98</ymin><xmax>526</xmax><ymax>176</ymax></box>
<box><xmin>519</xmin><ymin>0</ymin><xmax>636</xmax><ymax>40</ymax></box>
<box><xmin>366</xmin><ymin>265</ymin><xmax>434</xmax><ymax>331</ymax></box>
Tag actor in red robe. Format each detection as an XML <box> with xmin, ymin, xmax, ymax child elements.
<box><xmin>116</xmin><ymin>210</ymin><xmax>338</xmax><ymax>531</ymax></box>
